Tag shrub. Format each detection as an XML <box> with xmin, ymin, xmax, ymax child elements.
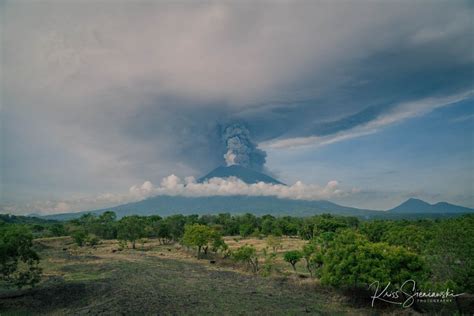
<box><xmin>261</xmin><ymin>247</ymin><xmax>277</xmax><ymax>276</ymax></box>
<box><xmin>232</xmin><ymin>245</ymin><xmax>259</xmax><ymax>273</ymax></box>
<box><xmin>266</xmin><ymin>235</ymin><xmax>282</xmax><ymax>253</ymax></box>
<box><xmin>320</xmin><ymin>230</ymin><xmax>427</xmax><ymax>289</ymax></box>
<box><xmin>0</xmin><ymin>225</ymin><xmax>42</xmax><ymax>288</ymax></box>
<box><xmin>72</xmin><ymin>229</ymin><xmax>87</xmax><ymax>247</ymax></box>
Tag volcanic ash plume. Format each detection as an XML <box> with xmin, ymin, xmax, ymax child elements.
<box><xmin>222</xmin><ymin>124</ymin><xmax>266</xmax><ymax>171</ymax></box>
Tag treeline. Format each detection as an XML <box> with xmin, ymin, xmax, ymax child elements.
<box><xmin>1</xmin><ymin>212</ymin><xmax>472</xmax><ymax>298</ymax></box>
<box><xmin>8</xmin><ymin>212</ymin><xmax>361</xmax><ymax>241</ymax></box>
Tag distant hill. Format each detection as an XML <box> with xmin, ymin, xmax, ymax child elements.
<box><xmin>198</xmin><ymin>165</ymin><xmax>284</xmax><ymax>185</ymax></box>
<box><xmin>0</xmin><ymin>213</ymin><xmax>57</xmax><ymax>224</ymax></box>
<box><xmin>388</xmin><ymin>198</ymin><xmax>473</xmax><ymax>214</ymax></box>
<box><xmin>43</xmin><ymin>195</ymin><xmax>380</xmax><ymax>221</ymax></box>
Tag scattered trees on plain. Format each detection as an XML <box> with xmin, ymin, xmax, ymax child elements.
<box><xmin>5</xmin><ymin>210</ymin><xmax>473</xmax><ymax>297</ymax></box>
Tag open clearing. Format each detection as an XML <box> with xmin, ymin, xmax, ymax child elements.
<box><xmin>0</xmin><ymin>237</ymin><xmax>410</xmax><ymax>315</ymax></box>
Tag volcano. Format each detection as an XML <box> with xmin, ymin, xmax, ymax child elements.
<box><xmin>197</xmin><ymin>165</ymin><xmax>285</xmax><ymax>185</ymax></box>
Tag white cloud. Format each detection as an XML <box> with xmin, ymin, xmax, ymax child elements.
<box><xmin>0</xmin><ymin>175</ymin><xmax>352</xmax><ymax>215</ymax></box>
<box><xmin>129</xmin><ymin>175</ymin><xmax>347</xmax><ymax>201</ymax></box>
<box><xmin>262</xmin><ymin>90</ymin><xmax>473</xmax><ymax>149</ymax></box>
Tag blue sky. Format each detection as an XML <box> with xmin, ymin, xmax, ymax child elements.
<box><xmin>1</xmin><ymin>1</ymin><xmax>473</xmax><ymax>214</ymax></box>
<box><xmin>266</xmin><ymin>99</ymin><xmax>474</xmax><ymax>209</ymax></box>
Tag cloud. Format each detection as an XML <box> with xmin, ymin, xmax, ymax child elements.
<box><xmin>262</xmin><ymin>91</ymin><xmax>473</xmax><ymax>149</ymax></box>
<box><xmin>130</xmin><ymin>175</ymin><xmax>348</xmax><ymax>201</ymax></box>
<box><xmin>2</xmin><ymin>1</ymin><xmax>473</xmax><ymax>210</ymax></box>
<box><xmin>0</xmin><ymin>175</ymin><xmax>351</xmax><ymax>215</ymax></box>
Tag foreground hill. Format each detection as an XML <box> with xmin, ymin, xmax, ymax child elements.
<box><xmin>388</xmin><ymin>198</ymin><xmax>473</xmax><ymax>214</ymax></box>
<box><xmin>0</xmin><ymin>213</ymin><xmax>57</xmax><ymax>224</ymax></box>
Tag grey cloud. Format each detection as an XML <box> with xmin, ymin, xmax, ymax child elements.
<box><xmin>1</xmin><ymin>1</ymin><xmax>473</xmax><ymax>208</ymax></box>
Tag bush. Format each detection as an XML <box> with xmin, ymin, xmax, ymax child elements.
<box><xmin>302</xmin><ymin>242</ymin><xmax>321</xmax><ymax>277</ymax></box>
<box><xmin>85</xmin><ymin>234</ymin><xmax>100</xmax><ymax>247</ymax></box>
<box><xmin>266</xmin><ymin>235</ymin><xmax>281</xmax><ymax>253</ymax></box>
<box><xmin>72</xmin><ymin>229</ymin><xmax>87</xmax><ymax>247</ymax></box>
<box><xmin>232</xmin><ymin>245</ymin><xmax>259</xmax><ymax>273</ymax></box>
<box><xmin>0</xmin><ymin>225</ymin><xmax>42</xmax><ymax>288</ymax></box>
<box><xmin>427</xmin><ymin>215</ymin><xmax>474</xmax><ymax>293</ymax></box>
<box><xmin>261</xmin><ymin>248</ymin><xmax>277</xmax><ymax>276</ymax></box>
<box><xmin>320</xmin><ymin>230</ymin><xmax>427</xmax><ymax>289</ymax></box>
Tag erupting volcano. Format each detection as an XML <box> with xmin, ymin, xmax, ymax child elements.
<box><xmin>198</xmin><ymin>165</ymin><xmax>284</xmax><ymax>185</ymax></box>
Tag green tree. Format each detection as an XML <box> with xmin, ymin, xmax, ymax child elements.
<box><xmin>0</xmin><ymin>225</ymin><xmax>42</xmax><ymax>288</ymax></box>
<box><xmin>181</xmin><ymin>224</ymin><xmax>215</xmax><ymax>258</ymax></box>
<box><xmin>165</xmin><ymin>215</ymin><xmax>187</xmax><ymax>241</ymax></box>
<box><xmin>210</xmin><ymin>230</ymin><xmax>228</xmax><ymax>254</ymax></box>
<box><xmin>95</xmin><ymin>211</ymin><xmax>117</xmax><ymax>239</ymax></box>
<box><xmin>239</xmin><ymin>223</ymin><xmax>254</xmax><ymax>237</ymax></box>
<box><xmin>117</xmin><ymin>216</ymin><xmax>145</xmax><ymax>249</ymax></box>
<box><xmin>284</xmin><ymin>250</ymin><xmax>303</xmax><ymax>273</ymax></box>
<box><xmin>156</xmin><ymin>221</ymin><xmax>172</xmax><ymax>244</ymax></box>
<box><xmin>261</xmin><ymin>217</ymin><xmax>275</xmax><ymax>235</ymax></box>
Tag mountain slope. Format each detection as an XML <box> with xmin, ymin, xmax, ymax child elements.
<box><xmin>198</xmin><ymin>165</ymin><xmax>284</xmax><ymax>185</ymax></box>
<box><xmin>43</xmin><ymin>195</ymin><xmax>379</xmax><ymax>220</ymax></box>
<box><xmin>389</xmin><ymin>198</ymin><xmax>473</xmax><ymax>213</ymax></box>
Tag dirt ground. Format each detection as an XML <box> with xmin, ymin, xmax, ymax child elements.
<box><xmin>0</xmin><ymin>237</ymin><xmax>415</xmax><ymax>315</ymax></box>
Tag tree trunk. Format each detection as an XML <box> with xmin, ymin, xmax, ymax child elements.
<box><xmin>304</xmin><ymin>259</ymin><xmax>313</xmax><ymax>277</ymax></box>
<box><xmin>132</xmin><ymin>240</ymin><xmax>136</xmax><ymax>249</ymax></box>
<box><xmin>306</xmin><ymin>262</ymin><xmax>313</xmax><ymax>277</ymax></box>
<box><xmin>197</xmin><ymin>246</ymin><xmax>201</xmax><ymax>259</ymax></box>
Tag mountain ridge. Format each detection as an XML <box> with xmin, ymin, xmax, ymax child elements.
<box><xmin>42</xmin><ymin>195</ymin><xmax>379</xmax><ymax>220</ymax></box>
<box><xmin>388</xmin><ymin>198</ymin><xmax>473</xmax><ymax>213</ymax></box>
<box><xmin>40</xmin><ymin>196</ymin><xmax>474</xmax><ymax>221</ymax></box>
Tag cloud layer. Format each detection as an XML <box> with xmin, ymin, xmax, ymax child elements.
<box><xmin>132</xmin><ymin>175</ymin><xmax>347</xmax><ymax>201</ymax></box>
<box><xmin>1</xmin><ymin>175</ymin><xmax>349</xmax><ymax>215</ymax></box>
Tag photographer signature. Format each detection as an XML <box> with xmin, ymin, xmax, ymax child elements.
<box><xmin>369</xmin><ymin>280</ymin><xmax>464</xmax><ymax>308</ymax></box>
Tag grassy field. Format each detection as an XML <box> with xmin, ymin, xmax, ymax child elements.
<box><xmin>0</xmin><ymin>237</ymin><xmax>413</xmax><ymax>315</ymax></box>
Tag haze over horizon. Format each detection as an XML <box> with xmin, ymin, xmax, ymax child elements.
<box><xmin>1</xmin><ymin>1</ymin><xmax>473</xmax><ymax>215</ymax></box>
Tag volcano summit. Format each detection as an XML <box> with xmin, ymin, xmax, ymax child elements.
<box><xmin>198</xmin><ymin>165</ymin><xmax>284</xmax><ymax>185</ymax></box>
